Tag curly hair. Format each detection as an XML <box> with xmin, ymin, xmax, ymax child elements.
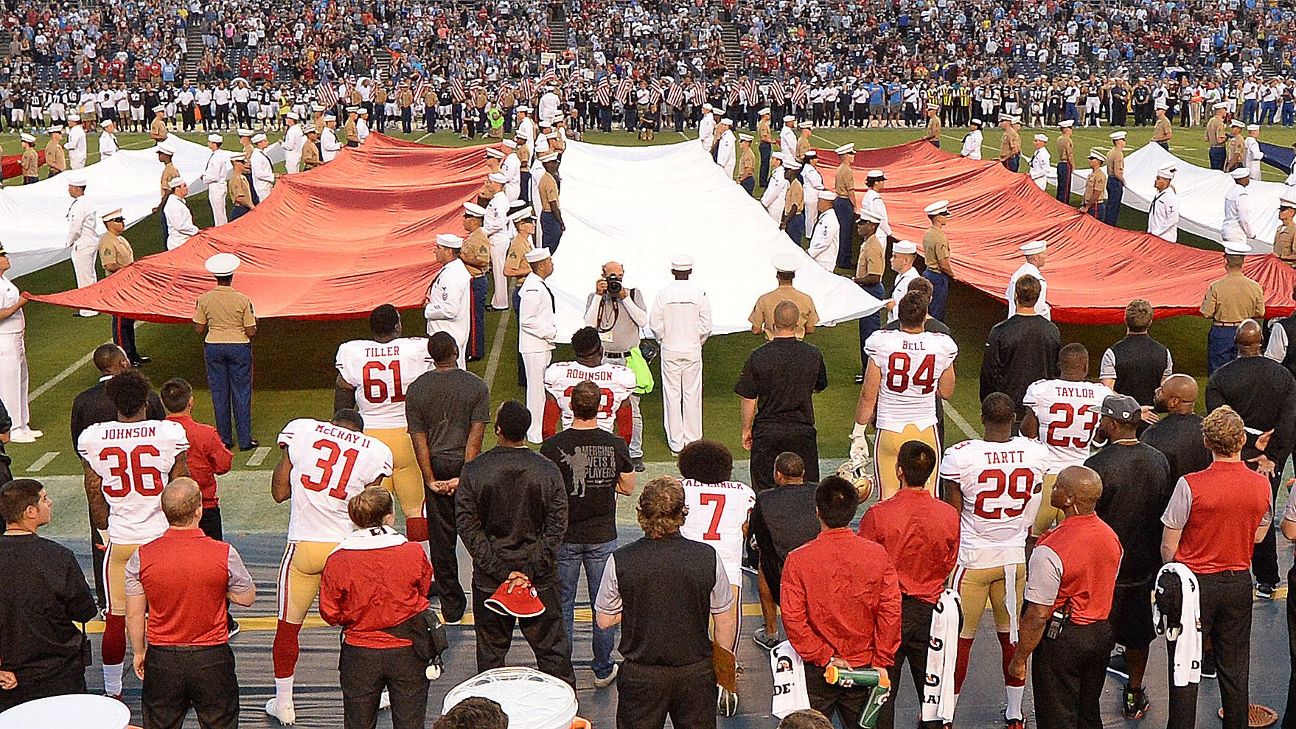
<box><xmin>1202</xmin><ymin>405</ymin><xmax>1246</xmax><ymax>456</ymax></box>
<box><xmin>677</xmin><ymin>439</ymin><xmax>734</xmax><ymax>484</ymax></box>
<box><xmin>637</xmin><ymin>476</ymin><xmax>688</xmax><ymax>539</ymax></box>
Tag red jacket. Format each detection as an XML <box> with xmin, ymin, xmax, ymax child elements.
<box><xmin>858</xmin><ymin>488</ymin><xmax>960</xmax><ymax>604</ymax></box>
<box><xmin>167</xmin><ymin>413</ymin><xmax>233</xmax><ymax>509</ymax></box>
<box><xmin>320</xmin><ymin>527</ymin><xmax>432</xmax><ymax>649</ymax></box>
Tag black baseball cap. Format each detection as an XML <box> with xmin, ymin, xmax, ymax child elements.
<box><xmin>1100</xmin><ymin>394</ymin><xmax>1141</xmax><ymax>425</ymax></box>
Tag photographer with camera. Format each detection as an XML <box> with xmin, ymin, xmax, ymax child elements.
<box><xmin>585</xmin><ymin>261</ymin><xmax>649</xmax><ymax>471</ymax></box>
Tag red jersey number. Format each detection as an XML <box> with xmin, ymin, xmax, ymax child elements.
<box><xmin>362</xmin><ymin>360</ymin><xmax>406</xmax><ymax>404</ymax></box>
<box><xmin>699</xmin><ymin>493</ymin><xmax>726</xmax><ymax>541</ymax></box>
<box><xmin>562</xmin><ymin>385</ymin><xmax>617</xmax><ymax>418</ymax></box>
<box><xmin>884</xmin><ymin>352</ymin><xmax>937</xmax><ymax>394</ymax></box>
<box><xmin>1044</xmin><ymin>403</ymin><xmax>1099</xmax><ymax>448</ymax></box>
<box><xmin>99</xmin><ymin>445</ymin><xmax>165</xmax><ymax>497</ymax></box>
<box><xmin>971</xmin><ymin>467</ymin><xmax>1037</xmax><ymax>519</ymax></box>
<box><xmin>300</xmin><ymin>439</ymin><xmax>361</xmax><ymax>500</ymax></box>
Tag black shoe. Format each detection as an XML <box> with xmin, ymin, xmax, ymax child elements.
<box><xmin>227</xmin><ymin>619</ymin><xmax>241</xmax><ymax>639</ymax></box>
<box><xmin>1200</xmin><ymin>651</ymin><xmax>1217</xmax><ymax>679</ymax></box>
<box><xmin>466</xmin><ymin>355</ymin><xmax>483</xmax><ymax>362</ymax></box>
<box><xmin>632</xmin><ymin>456</ymin><xmax>646</xmax><ymax>472</ymax></box>
<box><xmin>1106</xmin><ymin>651</ymin><xmax>1130</xmax><ymax>681</ymax></box>
<box><xmin>131</xmin><ymin>355</ymin><xmax>151</xmax><ymax>365</ymax></box>
<box><xmin>1256</xmin><ymin>582</ymin><xmax>1277</xmax><ymax>600</ymax></box>
<box><xmin>1122</xmin><ymin>684</ymin><xmax>1150</xmax><ymax>720</ymax></box>
<box><xmin>240</xmin><ymin>439</ymin><xmax>260</xmax><ymax>450</ymax></box>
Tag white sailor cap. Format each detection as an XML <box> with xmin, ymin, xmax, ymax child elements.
<box><xmin>783</xmin><ymin>161</ymin><xmax>803</xmax><ymax>171</ymax></box>
<box><xmin>207</xmin><ymin>133</ymin><xmax>223</xmax><ymax>143</ymax></box>
<box><xmin>1230</xmin><ymin>167</ymin><xmax>1252</xmax><ymax>179</ymax></box>
<box><xmin>970</xmin><ymin>118</ymin><xmax>983</xmax><ymax>126</ymax></box>
<box><xmin>68</xmin><ymin>113</ymin><xmax>81</xmax><ymax>121</ymax></box>
<box><xmin>49</xmin><ymin>125</ymin><xmax>64</xmax><ymax>133</ymax></box>
<box><xmin>772</xmin><ymin>251</ymin><xmax>801</xmax><ymax>273</ymax></box>
<box><xmin>462</xmin><ymin>202</ymin><xmax>486</xmax><ymax>217</ymax></box>
<box><xmin>924</xmin><ymin>200</ymin><xmax>951</xmax><ymax>217</ymax></box>
<box><xmin>866</xmin><ymin>169</ymin><xmax>886</xmax><ymax>181</ymax></box>
<box><xmin>1223</xmin><ymin>240</ymin><xmax>1253</xmax><ymax>255</ymax></box>
<box><xmin>346</xmin><ymin>106</ymin><xmax>360</xmax><ymax>113</ymax></box>
<box><xmin>1020</xmin><ymin>240</ymin><xmax>1047</xmax><ymax>255</ymax></box>
<box><xmin>486</xmin><ymin>148</ymin><xmax>505</xmax><ymax>159</ymax></box>
<box><xmin>797</xmin><ymin>120</ymin><xmax>813</xmax><ymax>128</ymax></box>
<box><xmin>100</xmin><ymin>119</ymin><xmax>113</xmax><ymax>128</ymax></box>
<box><xmin>670</xmin><ymin>254</ymin><xmax>694</xmax><ymax>271</ymax></box>
<box><xmin>1109</xmin><ymin>131</ymin><xmax>1127</xmax><ymax>141</ymax></box>
<box><xmin>287</xmin><ymin>112</ymin><xmax>300</xmax><ymax>120</ymax></box>
<box><xmin>1088</xmin><ymin>149</ymin><xmax>1106</xmax><ymax>162</ymax></box>
<box><xmin>758</xmin><ymin>107</ymin><xmax>771</xmax><ymax>115</ymax></box>
<box><xmin>205</xmin><ymin>253</ymin><xmax>241</xmax><ymax>275</ymax></box>
<box><xmin>168</xmin><ymin>176</ymin><xmax>188</xmax><ymax>189</ymax></box>
<box><xmin>1281</xmin><ymin>192</ymin><xmax>1296</xmax><ymax>208</ymax></box>
<box><xmin>1213</xmin><ymin>101</ymin><xmax>1229</xmax><ymax>110</ymax></box>
<box><xmin>488</xmin><ymin>172</ymin><xmax>508</xmax><ymax>183</ymax></box>
<box><xmin>502</xmin><ymin>139</ymin><xmax>518</xmax><ymax>149</ymax></box>
<box><xmin>65</xmin><ymin>173</ymin><xmax>87</xmax><ymax>187</ymax></box>
<box><xmin>835</xmin><ymin>143</ymin><xmax>855</xmax><ymax>154</ymax></box>
<box><xmin>358</xmin><ymin>108</ymin><xmax>369</xmax><ymax>115</ymax></box>
<box><xmin>237</xmin><ymin>128</ymin><xmax>254</xmax><ymax>136</ymax></box>
<box><xmin>1034</xmin><ymin>133</ymin><xmax>1049</xmax><ymax>143</ymax></box>
<box><xmin>712</xmin><ymin>107</ymin><xmax>725</xmax><ymax>115</ymax></box>
<box><xmin>739</xmin><ymin>133</ymin><xmax>753</xmax><ymax>142</ymax></box>
<box><xmin>1248</xmin><ymin>124</ymin><xmax>1260</xmax><ymax>131</ymax></box>
<box><xmin>19</xmin><ymin>133</ymin><xmax>34</xmax><ymax>143</ymax></box>
<box><xmin>517</xmin><ymin>105</ymin><xmax>532</xmax><ymax>113</ymax></box>
<box><xmin>818</xmin><ymin>190</ymin><xmax>837</xmax><ymax>201</ymax></box>
<box><xmin>524</xmin><ymin>247</ymin><xmax>551</xmax><ymax>263</ymax></box>
<box><xmin>804</xmin><ymin>150</ymin><xmax>818</xmax><ymax>159</ymax></box>
<box><xmin>155</xmin><ymin>143</ymin><xmax>175</xmax><ymax>155</ymax></box>
<box><xmin>1058</xmin><ymin>119</ymin><xmax>1074</xmax><ymax>128</ymax></box>
<box><xmin>324</xmin><ymin>112</ymin><xmax>337</xmax><ymax>120</ymax></box>
<box><xmin>783</xmin><ymin>114</ymin><xmax>796</xmax><ymax>122</ymax></box>
<box><xmin>703</xmin><ymin>103</ymin><xmax>714</xmax><ymax>111</ymax></box>
<box><xmin>251</xmin><ymin>133</ymin><xmax>267</xmax><ymax>143</ymax></box>
<box><xmin>926</xmin><ymin>102</ymin><xmax>939</xmax><ymax>110</ymax></box>
<box><xmin>539</xmin><ymin>152</ymin><xmax>559</xmax><ymax>163</ymax></box>
<box><xmin>893</xmin><ymin>240</ymin><xmax>918</xmax><ymax>254</ymax></box>
<box><xmin>1155</xmin><ymin>166</ymin><xmax>1176</xmax><ymax>180</ymax></box>
<box><xmin>510</xmin><ymin>207</ymin><xmax>534</xmax><ymax>222</ymax></box>
<box><xmin>436</xmin><ymin>233</ymin><xmax>464</xmax><ymax>249</ymax></box>
<box><xmin>1231</xmin><ymin>119</ymin><xmax>1245</xmax><ymax>128</ymax></box>
<box><xmin>856</xmin><ymin>209</ymin><xmax>883</xmax><ymax>224</ymax></box>
<box><xmin>719</xmin><ymin>118</ymin><xmax>732</xmax><ymax>126</ymax></box>
<box><xmin>152</xmin><ymin>105</ymin><xmax>166</xmax><ymax>112</ymax></box>
<box><xmin>101</xmin><ymin>208</ymin><xmax>124</xmax><ymax>223</ymax></box>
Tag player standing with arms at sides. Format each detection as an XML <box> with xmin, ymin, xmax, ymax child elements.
<box><xmin>265</xmin><ymin>409</ymin><xmax>393</xmax><ymax>726</ymax></box>
<box><xmin>1020</xmin><ymin>343</ymin><xmax>1114</xmax><ymax>535</ymax></box>
<box><xmin>78</xmin><ymin>370</ymin><xmax>190</xmax><ymax>700</ymax></box>
<box><xmin>939</xmin><ymin>393</ymin><xmax>1049</xmax><ymax>729</ymax></box>
<box><xmin>677</xmin><ymin>439</ymin><xmax>755</xmax><ymax>715</ymax></box>
<box><xmin>335</xmin><ymin>305</ymin><xmax>433</xmax><ymax>553</ymax></box>
<box><xmin>542</xmin><ymin>326</ymin><xmax>637</xmax><ymax>440</ymax></box>
<box><xmin>853</xmin><ymin>291</ymin><xmax>958</xmax><ymax>499</ymax></box>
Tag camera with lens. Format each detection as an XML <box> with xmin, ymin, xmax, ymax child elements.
<box><xmin>605</xmin><ymin>274</ymin><xmax>623</xmax><ymax>297</ymax></box>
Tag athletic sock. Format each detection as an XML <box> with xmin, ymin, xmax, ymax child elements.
<box><xmin>103</xmin><ymin>662</ymin><xmax>124</xmax><ymax>696</ymax></box>
<box><xmin>274</xmin><ymin>676</ymin><xmax>295</xmax><ymax>707</ymax></box>
<box><xmin>953</xmin><ymin>636</ymin><xmax>975</xmax><ymax>693</ymax></box>
<box><xmin>998</xmin><ymin>631</ymin><xmax>1023</xmax><ymax>686</ymax></box>
<box><xmin>272</xmin><ymin>620</ymin><xmax>303</xmax><ymax>679</ymax></box>
<box><xmin>405</xmin><ymin>516</ymin><xmax>429</xmax><ymax>543</ymax></box>
<box><xmin>1005</xmin><ymin>685</ymin><xmax>1025</xmax><ymax>720</ymax></box>
<box><xmin>102</xmin><ymin>613</ymin><xmax>127</xmax><ymax>666</ymax></box>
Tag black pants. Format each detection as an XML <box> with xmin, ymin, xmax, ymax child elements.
<box><xmin>0</xmin><ymin>662</ymin><xmax>86</xmax><ymax>712</ymax></box>
<box><xmin>141</xmin><ymin>644</ymin><xmax>239</xmax><ymax>729</ymax></box>
<box><xmin>749</xmin><ymin>424</ymin><xmax>819</xmax><ymax>491</ymax></box>
<box><xmin>1251</xmin><ymin>460</ymin><xmax>1282</xmax><ymax>586</ymax></box>
<box><xmin>90</xmin><ymin>505</ymin><xmax>107</xmax><ymax>608</ymax></box>
<box><xmin>616</xmin><ymin>658</ymin><xmax>715</xmax><ymax>729</ymax></box>
<box><xmin>424</xmin><ymin>457</ymin><xmax>466</xmax><ymax>621</ymax></box>
<box><xmin>471</xmin><ymin>581</ymin><xmax>575</xmax><ymax>686</ymax></box>
<box><xmin>112</xmin><ymin>316</ymin><xmax>138</xmax><ymax>360</ymax></box>
<box><xmin>1032</xmin><ymin>620</ymin><xmax>1112</xmax><ymax>729</ymax></box>
<box><xmin>1285</xmin><ymin>562</ymin><xmax>1296</xmax><ymax>729</ymax></box>
<box><xmin>879</xmin><ymin>596</ymin><xmax>942</xmax><ymax>729</ymax></box>
<box><xmin>1167</xmin><ymin>570</ymin><xmax>1253</xmax><ymax>729</ymax></box>
<box><xmin>339</xmin><ymin>642</ymin><xmax>428</xmax><ymax>729</ymax></box>
<box><xmin>199</xmin><ymin>506</ymin><xmax>223</xmax><ymax>541</ymax></box>
<box><xmin>806</xmin><ymin>660</ymin><xmax>871</xmax><ymax>726</ymax></box>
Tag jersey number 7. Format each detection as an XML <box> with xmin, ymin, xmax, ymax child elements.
<box><xmin>699</xmin><ymin>493</ymin><xmax>726</xmax><ymax>541</ymax></box>
<box><xmin>301</xmin><ymin>439</ymin><xmax>361</xmax><ymax>500</ymax></box>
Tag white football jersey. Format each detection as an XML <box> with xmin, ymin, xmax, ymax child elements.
<box><xmin>543</xmin><ymin>360</ymin><xmax>637</xmax><ymax>432</ymax></box>
<box><xmin>865</xmin><ymin>329</ymin><xmax>959</xmax><ymax>431</ymax></box>
<box><xmin>278</xmin><ymin>418</ymin><xmax>395</xmax><ymax>542</ymax></box>
<box><xmin>1021</xmin><ymin>379</ymin><xmax>1114</xmax><ymax>473</ymax></box>
<box><xmin>77</xmin><ymin>419</ymin><xmax>190</xmax><ymax>544</ymax></box>
<box><xmin>335</xmin><ymin>337</ymin><xmax>433</xmax><ymax>430</ymax></box>
<box><xmin>679</xmin><ymin>478</ymin><xmax>755</xmax><ymax>586</ymax></box>
<box><xmin>939</xmin><ymin>436</ymin><xmax>1049</xmax><ymax>568</ymax></box>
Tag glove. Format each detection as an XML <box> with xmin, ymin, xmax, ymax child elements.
<box><xmin>841</xmin><ymin>423</ymin><xmax>875</xmax><ymax>502</ymax></box>
<box><xmin>849</xmin><ymin>422</ymin><xmax>871</xmax><ymax>460</ymax></box>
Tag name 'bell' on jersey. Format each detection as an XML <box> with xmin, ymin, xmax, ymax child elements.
<box><xmin>77</xmin><ymin>419</ymin><xmax>190</xmax><ymax>544</ymax></box>
<box><xmin>1022</xmin><ymin>379</ymin><xmax>1115</xmax><ymax>473</ymax></box>
<box><xmin>279</xmin><ymin>418</ymin><xmax>394</xmax><ymax>543</ymax></box>
<box><xmin>940</xmin><ymin>436</ymin><xmax>1049</xmax><ymax>569</ymax></box>
<box><xmin>543</xmin><ymin>360</ymin><xmax>638</xmax><ymax>432</ymax></box>
<box><xmin>865</xmin><ymin>329</ymin><xmax>959</xmax><ymax>431</ymax></box>
<box><xmin>679</xmin><ymin>478</ymin><xmax>756</xmax><ymax>587</ymax></box>
<box><xmin>335</xmin><ymin>337</ymin><xmax>433</xmax><ymax>430</ymax></box>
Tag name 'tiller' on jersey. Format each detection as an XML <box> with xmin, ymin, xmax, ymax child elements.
<box><xmin>279</xmin><ymin>418</ymin><xmax>394</xmax><ymax>543</ymax></box>
<box><xmin>1022</xmin><ymin>379</ymin><xmax>1114</xmax><ymax>472</ymax></box>
<box><xmin>335</xmin><ymin>338</ymin><xmax>433</xmax><ymax>430</ymax></box>
<box><xmin>77</xmin><ymin>419</ymin><xmax>190</xmax><ymax>544</ymax></box>
<box><xmin>865</xmin><ymin>330</ymin><xmax>959</xmax><ymax>431</ymax></box>
<box><xmin>543</xmin><ymin>361</ymin><xmax>637</xmax><ymax>431</ymax></box>
<box><xmin>940</xmin><ymin>436</ymin><xmax>1049</xmax><ymax>569</ymax></box>
<box><xmin>678</xmin><ymin>478</ymin><xmax>756</xmax><ymax>586</ymax></box>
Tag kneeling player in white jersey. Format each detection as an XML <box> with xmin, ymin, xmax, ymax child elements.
<box><xmin>77</xmin><ymin>370</ymin><xmax>190</xmax><ymax>699</ymax></box>
<box><xmin>266</xmin><ymin>409</ymin><xmax>394</xmax><ymax>725</ymax></box>
<box><xmin>542</xmin><ymin>326</ymin><xmax>636</xmax><ymax>442</ymax></box>
<box><xmin>1020</xmin><ymin>343</ymin><xmax>1113</xmax><ymax>535</ymax></box>
<box><xmin>335</xmin><ymin>304</ymin><xmax>433</xmax><ymax>549</ymax></box>
<box><xmin>678</xmin><ymin>439</ymin><xmax>755</xmax><ymax>715</ymax></box>
<box><xmin>855</xmin><ymin>291</ymin><xmax>958</xmax><ymax>499</ymax></box>
<box><xmin>939</xmin><ymin>393</ymin><xmax>1049</xmax><ymax>729</ymax></box>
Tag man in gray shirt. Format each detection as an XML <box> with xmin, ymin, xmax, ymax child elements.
<box><xmin>405</xmin><ymin>332</ymin><xmax>490</xmax><ymax>623</ymax></box>
<box><xmin>585</xmin><ymin>260</ymin><xmax>648</xmax><ymax>471</ymax></box>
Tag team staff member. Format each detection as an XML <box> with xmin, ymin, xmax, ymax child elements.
<box><xmin>1085</xmin><ymin>395</ymin><xmax>1172</xmax><ymax>718</ymax></box>
<box><xmin>736</xmin><ymin>300</ymin><xmax>827</xmax><ymax>491</ymax></box>
<box><xmin>751</xmin><ymin>452</ymin><xmax>820</xmax><ymax>650</ymax></box>
<box><xmin>858</xmin><ymin>441</ymin><xmax>958</xmax><ymax>729</ymax></box>
<box><xmin>125</xmin><ymin>479</ymin><xmax>255</xmax><ymax>729</ymax></box>
<box><xmin>749</xmin><ymin>253</ymin><xmax>819</xmax><ymax>340</ymax></box>
<box><xmin>97</xmin><ymin>208</ymin><xmax>147</xmax><ymax>366</ymax></box>
<box><xmin>160</xmin><ymin>379</ymin><xmax>233</xmax><ymax>540</ymax></box>
<box><xmin>1008</xmin><ymin>466</ymin><xmax>1121</xmax><ymax>729</ymax></box>
<box><xmin>320</xmin><ymin>487</ymin><xmax>434</xmax><ymax>729</ymax></box>
<box><xmin>833</xmin><ymin>143</ymin><xmax>857</xmax><ymax>269</ymax></box>
<box><xmin>594</xmin><ymin>476</ymin><xmax>736</xmax><ymax>728</ymax></box>
<box><xmin>921</xmin><ymin>200</ymin><xmax>954</xmax><ymax>320</ymax></box>
<box><xmin>980</xmin><ymin>275</ymin><xmax>1061</xmax><ymax>422</ymax></box>
<box><xmin>650</xmin><ymin>255</ymin><xmax>712</xmax><ymax>453</ymax></box>
<box><xmin>1160</xmin><ymin>406</ymin><xmax>1272</xmax><ymax>729</ymax></box>
<box><xmin>585</xmin><ymin>260</ymin><xmax>650</xmax><ymax>470</ymax></box>
<box><xmin>1200</xmin><ymin>248</ymin><xmax>1264</xmax><ymax>374</ymax></box>
<box><xmin>1205</xmin><ymin>320</ymin><xmax>1296</xmax><ymax>598</ymax></box>
<box><xmin>424</xmin><ymin>233</ymin><xmax>472</xmax><ymax>369</ymax></box>
<box><xmin>1098</xmin><ymin>299</ymin><xmax>1172</xmax><ymax>408</ymax></box>
<box><xmin>456</xmin><ymin>401</ymin><xmax>574</xmax><ymax>685</ymax></box>
<box><xmin>0</xmin><ymin>479</ymin><xmax>98</xmax><ymax>711</ymax></box>
<box><xmin>193</xmin><ymin>254</ymin><xmax>257</xmax><ymax>450</ymax></box>
<box><xmin>1141</xmin><ymin>374</ymin><xmax>1212</xmax><ymax>485</ymax></box>
<box><xmin>519</xmin><ymin>248</ymin><xmax>558</xmax><ymax>443</ymax></box>
<box><xmin>406</xmin><ymin>332</ymin><xmax>490</xmax><ymax>623</ymax></box>
<box><xmin>782</xmin><ymin>476</ymin><xmax>901</xmax><ymax>726</ymax></box>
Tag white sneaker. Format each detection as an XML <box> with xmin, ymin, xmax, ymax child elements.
<box><xmin>379</xmin><ymin>689</ymin><xmax>391</xmax><ymax>710</ymax></box>
<box><xmin>265</xmin><ymin>697</ymin><xmax>296</xmax><ymax>725</ymax></box>
<box><xmin>9</xmin><ymin>429</ymin><xmax>36</xmax><ymax>443</ymax></box>
<box><xmin>25</xmin><ymin>429</ymin><xmax>42</xmax><ymax>438</ymax></box>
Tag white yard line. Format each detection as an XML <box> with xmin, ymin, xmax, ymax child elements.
<box><xmin>944</xmin><ymin>401</ymin><xmax>978</xmax><ymax>440</ymax></box>
<box><xmin>246</xmin><ymin>446</ymin><xmax>271</xmax><ymax>467</ymax></box>
<box><xmin>30</xmin><ymin>344</ymin><xmax>106</xmax><ymax>403</ymax></box>
<box><xmin>26</xmin><ymin>452</ymin><xmax>59</xmax><ymax>472</ymax></box>
<box><xmin>483</xmin><ymin>306</ymin><xmax>513</xmax><ymax>388</ymax></box>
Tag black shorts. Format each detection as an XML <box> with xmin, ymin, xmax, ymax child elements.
<box><xmin>1109</xmin><ymin>578</ymin><xmax>1156</xmax><ymax>649</ymax></box>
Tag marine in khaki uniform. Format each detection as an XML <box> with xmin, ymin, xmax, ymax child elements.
<box><xmin>1205</xmin><ymin>102</ymin><xmax>1228</xmax><ymax>170</ymax></box>
<box><xmin>782</xmin><ymin>168</ymin><xmax>805</xmax><ymax>233</ymax></box>
<box><xmin>1151</xmin><ymin>105</ymin><xmax>1173</xmax><ymax>148</ymax></box>
<box><xmin>155</xmin><ymin>143</ymin><xmax>180</xmax><ymax>214</ymax></box>
<box><xmin>998</xmin><ymin>115</ymin><xmax>1022</xmax><ymax>171</ymax></box>
<box><xmin>503</xmin><ymin>211</ymin><xmax>536</xmax><ymax>283</ymax></box>
<box><xmin>193</xmin><ymin>253</ymin><xmax>259</xmax><ymax>449</ymax></box>
<box><xmin>1083</xmin><ymin>149</ymin><xmax>1107</xmax><ymax>217</ymax></box>
<box><xmin>149</xmin><ymin>105</ymin><xmax>169</xmax><ymax>142</ymax></box>
<box><xmin>1201</xmin><ymin>243</ymin><xmax>1266</xmax><ymax>374</ymax></box>
<box><xmin>736</xmin><ymin>134</ymin><xmax>756</xmax><ymax>194</ymax></box>
<box><xmin>20</xmin><ymin>133</ymin><xmax>39</xmax><ymax>184</ymax></box>
<box><xmin>924</xmin><ymin>103</ymin><xmax>942</xmax><ymax>146</ymax></box>
<box><xmin>228</xmin><ymin>156</ymin><xmax>255</xmax><ymax>219</ymax></box>
<box><xmin>97</xmin><ymin>208</ymin><xmax>146</xmax><ymax>364</ymax></box>
<box><xmin>461</xmin><ymin>203</ymin><xmax>493</xmax><ymax>360</ymax></box>
<box><xmin>795</xmin><ymin>121</ymin><xmax>812</xmax><ymax>160</ymax></box>
<box><xmin>1225</xmin><ymin>121</ymin><xmax>1245</xmax><ymax>171</ymax></box>
<box><xmin>45</xmin><ymin>128</ymin><xmax>68</xmax><ymax>176</ymax></box>
<box><xmin>757</xmin><ymin>111</ymin><xmax>774</xmax><ymax>186</ymax></box>
<box><xmin>921</xmin><ymin>199</ymin><xmax>954</xmax><ymax>319</ymax></box>
<box><xmin>1274</xmin><ymin>192</ymin><xmax>1296</xmax><ymax>265</ymax></box>
<box><xmin>853</xmin><ymin>210</ymin><xmax>887</xmax><ymax>384</ymax></box>
<box><xmin>343</xmin><ymin>108</ymin><xmax>359</xmax><ymax>147</ymax></box>
<box><xmin>749</xmin><ymin>251</ymin><xmax>820</xmax><ymax>339</ymax></box>
<box><xmin>301</xmin><ymin>129</ymin><xmax>323</xmax><ymax>169</ymax></box>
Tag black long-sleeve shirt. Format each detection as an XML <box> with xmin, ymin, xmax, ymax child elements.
<box><xmin>1141</xmin><ymin>413</ymin><xmax>1212</xmax><ymax>486</ymax></box>
<box><xmin>455</xmin><ymin>445</ymin><xmax>568</xmax><ymax>590</ymax></box>
<box><xmin>0</xmin><ymin>534</ymin><xmax>98</xmax><ymax>687</ymax></box>
<box><xmin>1206</xmin><ymin>355</ymin><xmax>1296</xmax><ymax>463</ymax></box>
<box><xmin>979</xmin><ymin>314</ymin><xmax>1061</xmax><ymax>406</ymax></box>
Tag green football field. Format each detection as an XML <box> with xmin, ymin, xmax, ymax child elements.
<box><xmin>3</xmin><ymin>121</ymin><xmax>1286</xmax><ymax>534</ymax></box>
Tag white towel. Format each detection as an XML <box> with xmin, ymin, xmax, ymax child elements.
<box><xmin>922</xmin><ymin>590</ymin><xmax>962</xmax><ymax>723</ymax></box>
<box><xmin>770</xmin><ymin>640</ymin><xmax>811</xmax><ymax>719</ymax></box>
<box><xmin>1004</xmin><ymin>563</ymin><xmax>1020</xmax><ymax>643</ymax></box>
<box><xmin>1153</xmin><ymin>563</ymin><xmax>1202</xmax><ymax>687</ymax></box>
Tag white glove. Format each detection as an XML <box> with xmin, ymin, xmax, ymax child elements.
<box><xmin>842</xmin><ymin>423</ymin><xmax>875</xmax><ymax>502</ymax></box>
<box><xmin>849</xmin><ymin>422</ymin><xmax>870</xmax><ymax>460</ymax></box>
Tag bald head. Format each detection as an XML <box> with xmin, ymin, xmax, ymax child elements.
<box><xmin>1053</xmin><ymin>465</ymin><xmax>1102</xmax><ymax>514</ymax></box>
<box><xmin>1156</xmin><ymin>373</ymin><xmax>1198</xmax><ymax>415</ymax></box>
<box><xmin>160</xmin><ymin>478</ymin><xmax>202</xmax><ymax>526</ymax></box>
<box><xmin>1235</xmin><ymin>318</ymin><xmax>1263</xmax><ymax>355</ymax></box>
<box><xmin>93</xmin><ymin>343</ymin><xmax>130</xmax><ymax>376</ymax></box>
<box><xmin>772</xmin><ymin>300</ymin><xmax>801</xmax><ymax>333</ymax></box>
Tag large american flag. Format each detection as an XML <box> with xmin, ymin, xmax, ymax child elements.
<box><xmin>449</xmin><ymin>77</ymin><xmax>467</xmax><ymax>103</ymax></box>
<box><xmin>518</xmin><ymin>78</ymin><xmax>535</xmax><ymax>103</ymax></box>
<box><xmin>667</xmin><ymin>79</ymin><xmax>685</xmax><ymax>108</ymax></box>
<box><xmin>791</xmin><ymin>79</ymin><xmax>809</xmax><ymax>107</ymax></box>
<box><xmin>412</xmin><ymin>74</ymin><xmax>427</xmax><ymax>101</ymax></box>
<box><xmin>315</xmin><ymin>80</ymin><xmax>339</xmax><ymax>107</ymax></box>
<box><xmin>767</xmin><ymin>80</ymin><xmax>786</xmax><ymax>105</ymax></box>
<box><xmin>594</xmin><ymin>77</ymin><xmax>612</xmax><ymax>106</ymax></box>
<box><xmin>615</xmin><ymin>78</ymin><xmax>634</xmax><ymax>104</ymax></box>
<box><xmin>726</xmin><ymin>79</ymin><xmax>741</xmax><ymax>105</ymax></box>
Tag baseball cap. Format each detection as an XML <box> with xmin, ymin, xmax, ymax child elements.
<box><xmin>1100</xmin><ymin>394</ymin><xmax>1142</xmax><ymax>425</ymax></box>
<box><xmin>484</xmin><ymin>581</ymin><xmax>546</xmax><ymax>618</ymax></box>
